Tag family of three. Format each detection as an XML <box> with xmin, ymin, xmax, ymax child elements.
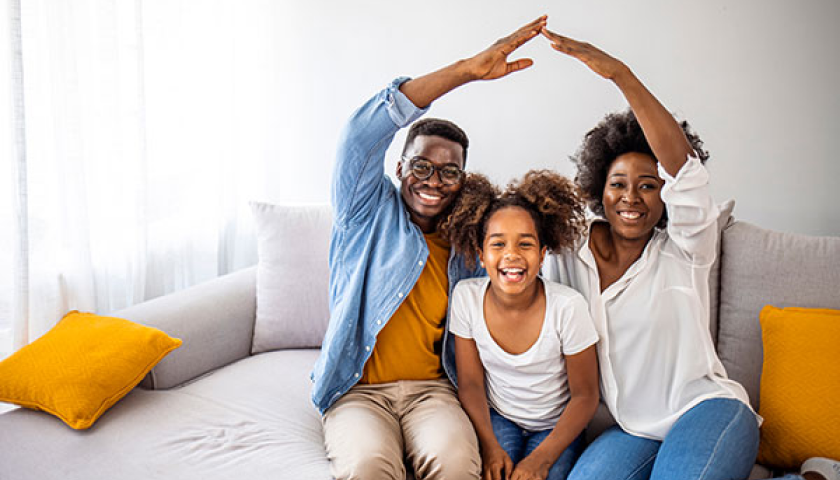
<box><xmin>309</xmin><ymin>15</ymin><xmax>798</xmax><ymax>480</ymax></box>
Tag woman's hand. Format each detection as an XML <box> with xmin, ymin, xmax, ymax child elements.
<box><xmin>465</xmin><ymin>15</ymin><xmax>547</xmax><ymax>81</ymax></box>
<box><xmin>481</xmin><ymin>443</ymin><xmax>515</xmax><ymax>480</ymax></box>
<box><xmin>540</xmin><ymin>27</ymin><xmax>629</xmax><ymax>81</ymax></box>
<box><xmin>541</xmin><ymin>26</ymin><xmax>694</xmax><ymax>175</ymax></box>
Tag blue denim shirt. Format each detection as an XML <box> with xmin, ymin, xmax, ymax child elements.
<box><xmin>310</xmin><ymin>78</ymin><xmax>483</xmax><ymax>414</ymax></box>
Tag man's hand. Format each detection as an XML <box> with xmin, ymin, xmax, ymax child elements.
<box><xmin>399</xmin><ymin>15</ymin><xmax>546</xmax><ymax>108</ymax></box>
<box><xmin>467</xmin><ymin>15</ymin><xmax>548</xmax><ymax>81</ymax></box>
<box><xmin>540</xmin><ymin>27</ymin><xmax>629</xmax><ymax>81</ymax></box>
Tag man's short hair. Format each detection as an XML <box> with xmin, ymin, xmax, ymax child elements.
<box><xmin>402</xmin><ymin>118</ymin><xmax>469</xmax><ymax>165</ymax></box>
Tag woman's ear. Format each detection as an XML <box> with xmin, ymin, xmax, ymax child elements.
<box><xmin>478</xmin><ymin>248</ymin><xmax>485</xmax><ymax>269</ymax></box>
<box><xmin>540</xmin><ymin>245</ymin><xmax>548</xmax><ymax>266</ymax></box>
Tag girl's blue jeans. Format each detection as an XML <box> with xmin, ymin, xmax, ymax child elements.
<box><xmin>489</xmin><ymin>408</ymin><xmax>585</xmax><ymax>480</ymax></box>
<box><xmin>567</xmin><ymin>398</ymin><xmax>759</xmax><ymax>480</ymax></box>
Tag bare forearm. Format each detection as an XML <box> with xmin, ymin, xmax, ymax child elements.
<box><xmin>458</xmin><ymin>384</ymin><xmax>499</xmax><ymax>448</ymax></box>
<box><xmin>541</xmin><ymin>27</ymin><xmax>694</xmax><ymax>177</ymax></box>
<box><xmin>400</xmin><ymin>15</ymin><xmax>546</xmax><ymax>109</ymax></box>
<box><xmin>399</xmin><ymin>60</ymin><xmax>478</xmax><ymax>109</ymax></box>
<box><xmin>611</xmin><ymin>67</ymin><xmax>694</xmax><ymax>177</ymax></box>
<box><xmin>528</xmin><ymin>393</ymin><xmax>598</xmax><ymax>462</ymax></box>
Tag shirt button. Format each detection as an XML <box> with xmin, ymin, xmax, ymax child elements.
<box><xmin>397</xmin><ymin>292</ymin><xmax>404</xmax><ymax>298</ymax></box>
<box><xmin>418</xmin><ymin>260</ymin><xmax>423</xmax><ymax>266</ymax></box>
<box><xmin>365</xmin><ymin>346</ymin><xmax>371</xmax><ymax>352</ymax></box>
<box><xmin>354</xmin><ymin>373</ymin><xmax>360</xmax><ymax>378</ymax></box>
<box><xmin>376</xmin><ymin>320</ymin><xmax>382</xmax><ymax>325</ymax></box>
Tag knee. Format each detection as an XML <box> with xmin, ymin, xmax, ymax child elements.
<box><xmin>412</xmin><ymin>439</ymin><xmax>480</xmax><ymax>480</ymax></box>
<box><xmin>331</xmin><ymin>453</ymin><xmax>405</xmax><ymax>480</ymax></box>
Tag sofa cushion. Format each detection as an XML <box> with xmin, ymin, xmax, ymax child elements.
<box><xmin>0</xmin><ymin>349</ymin><xmax>331</xmax><ymax>480</ymax></box>
<box><xmin>756</xmin><ymin>305</ymin><xmax>840</xmax><ymax>469</ymax></box>
<box><xmin>0</xmin><ymin>311</ymin><xmax>181</xmax><ymax>429</ymax></box>
<box><xmin>716</xmin><ymin>221</ymin><xmax>840</xmax><ymax>411</ymax></box>
<box><xmin>250</xmin><ymin>202</ymin><xmax>332</xmax><ymax>353</ymax></box>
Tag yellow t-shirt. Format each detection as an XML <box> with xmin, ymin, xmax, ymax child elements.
<box><xmin>360</xmin><ymin>232</ymin><xmax>451</xmax><ymax>384</ymax></box>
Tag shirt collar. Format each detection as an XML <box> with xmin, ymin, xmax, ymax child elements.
<box><xmin>577</xmin><ymin>221</ymin><xmax>667</xmax><ymax>299</ymax></box>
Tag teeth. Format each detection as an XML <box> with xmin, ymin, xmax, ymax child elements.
<box><xmin>619</xmin><ymin>212</ymin><xmax>642</xmax><ymax>219</ymax></box>
<box><xmin>501</xmin><ymin>268</ymin><xmax>524</xmax><ymax>274</ymax></box>
<box><xmin>418</xmin><ymin>192</ymin><xmax>441</xmax><ymax>201</ymax></box>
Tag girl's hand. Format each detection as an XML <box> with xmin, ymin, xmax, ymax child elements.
<box><xmin>481</xmin><ymin>444</ymin><xmax>515</xmax><ymax>480</ymax></box>
<box><xmin>510</xmin><ymin>450</ymin><xmax>553</xmax><ymax>480</ymax></box>
<box><xmin>540</xmin><ymin>27</ymin><xmax>629</xmax><ymax>81</ymax></box>
<box><xmin>465</xmin><ymin>16</ymin><xmax>547</xmax><ymax>81</ymax></box>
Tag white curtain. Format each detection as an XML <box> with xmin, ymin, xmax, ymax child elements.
<box><xmin>0</xmin><ymin>0</ymin><xmax>305</xmax><ymax>358</ymax></box>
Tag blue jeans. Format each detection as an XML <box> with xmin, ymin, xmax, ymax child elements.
<box><xmin>568</xmin><ymin>398</ymin><xmax>759</xmax><ymax>480</ymax></box>
<box><xmin>489</xmin><ymin>408</ymin><xmax>585</xmax><ymax>480</ymax></box>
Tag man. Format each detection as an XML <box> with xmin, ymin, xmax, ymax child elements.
<box><xmin>311</xmin><ymin>16</ymin><xmax>548</xmax><ymax>480</ymax></box>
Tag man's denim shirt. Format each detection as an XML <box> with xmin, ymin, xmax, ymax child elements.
<box><xmin>310</xmin><ymin>78</ymin><xmax>483</xmax><ymax>414</ymax></box>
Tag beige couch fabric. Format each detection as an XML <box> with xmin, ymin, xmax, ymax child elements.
<box><xmin>0</xmin><ymin>349</ymin><xmax>330</xmax><ymax>480</ymax></box>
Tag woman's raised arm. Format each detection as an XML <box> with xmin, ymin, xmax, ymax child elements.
<box><xmin>541</xmin><ymin>28</ymin><xmax>694</xmax><ymax>177</ymax></box>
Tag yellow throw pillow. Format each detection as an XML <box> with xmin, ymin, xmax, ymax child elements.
<box><xmin>0</xmin><ymin>311</ymin><xmax>182</xmax><ymax>429</ymax></box>
<box><xmin>757</xmin><ymin>305</ymin><xmax>840</xmax><ymax>469</ymax></box>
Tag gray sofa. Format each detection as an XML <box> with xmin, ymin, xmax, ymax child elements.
<box><xmin>1</xmin><ymin>210</ymin><xmax>838</xmax><ymax>480</ymax></box>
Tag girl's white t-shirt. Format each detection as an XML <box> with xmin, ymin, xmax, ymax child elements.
<box><xmin>449</xmin><ymin>277</ymin><xmax>599</xmax><ymax>431</ymax></box>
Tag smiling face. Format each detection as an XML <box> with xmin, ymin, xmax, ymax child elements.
<box><xmin>397</xmin><ymin>134</ymin><xmax>465</xmax><ymax>233</ymax></box>
<box><xmin>602</xmin><ymin>152</ymin><xmax>665</xmax><ymax>243</ymax></box>
<box><xmin>480</xmin><ymin>206</ymin><xmax>547</xmax><ymax>299</ymax></box>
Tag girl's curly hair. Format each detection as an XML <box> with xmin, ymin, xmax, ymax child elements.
<box><xmin>439</xmin><ymin>170</ymin><xmax>586</xmax><ymax>269</ymax></box>
<box><xmin>572</xmin><ymin>109</ymin><xmax>708</xmax><ymax>227</ymax></box>
<box><xmin>438</xmin><ymin>173</ymin><xmax>499</xmax><ymax>267</ymax></box>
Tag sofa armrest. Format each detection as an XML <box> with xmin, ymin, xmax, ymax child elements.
<box><xmin>112</xmin><ymin>266</ymin><xmax>257</xmax><ymax>390</ymax></box>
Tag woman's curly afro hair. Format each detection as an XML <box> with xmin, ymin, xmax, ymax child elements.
<box><xmin>572</xmin><ymin>109</ymin><xmax>709</xmax><ymax>226</ymax></box>
<box><xmin>439</xmin><ymin>170</ymin><xmax>586</xmax><ymax>269</ymax></box>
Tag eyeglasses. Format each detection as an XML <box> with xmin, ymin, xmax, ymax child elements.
<box><xmin>401</xmin><ymin>156</ymin><xmax>464</xmax><ymax>185</ymax></box>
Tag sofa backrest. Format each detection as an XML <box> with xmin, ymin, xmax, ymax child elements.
<box><xmin>716</xmin><ymin>221</ymin><xmax>840</xmax><ymax>411</ymax></box>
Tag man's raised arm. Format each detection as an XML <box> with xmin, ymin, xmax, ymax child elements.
<box><xmin>331</xmin><ymin>16</ymin><xmax>546</xmax><ymax>228</ymax></box>
<box><xmin>400</xmin><ymin>15</ymin><xmax>547</xmax><ymax>108</ymax></box>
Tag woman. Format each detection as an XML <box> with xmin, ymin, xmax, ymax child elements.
<box><xmin>540</xmin><ymin>27</ymin><xmax>761</xmax><ymax>480</ymax></box>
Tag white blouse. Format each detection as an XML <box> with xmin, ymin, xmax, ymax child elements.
<box><xmin>543</xmin><ymin>157</ymin><xmax>758</xmax><ymax>440</ymax></box>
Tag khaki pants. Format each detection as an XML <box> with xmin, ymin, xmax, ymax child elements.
<box><xmin>323</xmin><ymin>379</ymin><xmax>481</xmax><ymax>480</ymax></box>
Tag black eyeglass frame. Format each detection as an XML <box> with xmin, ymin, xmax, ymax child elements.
<box><xmin>400</xmin><ymin>156</ymin><xmax>464</xmax><ymax>185</ymax></box>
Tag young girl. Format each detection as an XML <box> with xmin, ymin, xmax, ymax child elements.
<box><xmin>440</xmin><ymin>171</ymin><xmax>600</xmax><ymax>480</ymax></box>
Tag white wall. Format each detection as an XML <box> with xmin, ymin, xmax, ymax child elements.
<box><xmin>259</xmin><ymin>0</ymin><xmax>840</xmax><ymax>236</ymax></box>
